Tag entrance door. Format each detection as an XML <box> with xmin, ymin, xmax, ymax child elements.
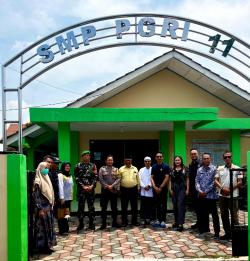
<box><xmin>90</xmin><ymin>139</ymin><xmax>159</xmax><ymax>169</ymax></box>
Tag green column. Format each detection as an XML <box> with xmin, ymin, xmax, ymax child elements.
<box><xmin>70</xmin><ymin>131</ymin><xmax>79</xmax><ymax>202</ymax></box>
<box><xmin>173</xmin><ymin>121</ymin><xmax>186</xmax><ymax>164</ymax></box>
<box><xmin>7</xmin><ymin>154</ymin><xmax>28</xmax><ymax>261</ymax></box>
<box><xmin>247</xmin><ymin>151</ymin><xmax>250</xmax><ymax>261</ymax></box>
<box><xmin>159</xmin><ymin>131</ymin><xmax>169</xmax><ymax>163</ymax></box>
<box><xmin>58</xmin><ymin>122</ymin><xmax>71</xmax><ymax>162</ymax></box>
<box><xmin>230</xmin><ymin>130</ymin><xmax>241</xmax><ymax>166</ymax></box>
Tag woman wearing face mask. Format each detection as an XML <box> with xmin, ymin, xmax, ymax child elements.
<box><xmin>58</xmin><ymin>162</ymin><xmax>74</xmax><ymax>235</ymax></box>
<box><xmin>33</xmin><ymin>161</ymin><xmax>57</xmax><ymax>254</ymax></box>
<box><xmin>169</xmin><ymin>156</ymin><xmax>189</xmax><ymax>232</ymax></box>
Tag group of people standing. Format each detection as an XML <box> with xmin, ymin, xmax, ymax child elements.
<box><xmin>32</xmin><ymin>155</ymin><xmax>74</xmax><ymax>254</ymax></box>
<box><xmin>189</xmin><ymin>150</ymin><xmax>242</xmax><ymax>240</ymax></box>
<box><xmin>32</xmin><ymin>148</ymin><xmax>242</xmax><ymax>254</ymax></box>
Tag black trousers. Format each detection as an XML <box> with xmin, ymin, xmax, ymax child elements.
<box><xmin>153</xmin><ymin>189</ymin><xmax>168</xmax><ymax>222</ymax></box>
<box><xmin>100</xmin><ymin>189</ymin><xmax>118</xmax><ymax>224</ymax></box>
<box><xmin>120</xmin><ymin>186</ymin><xmax>138</xmax><ymax>224</ymax></box>
<box><xmin>140</xmin><ymin>196</ymin><xmax>154</xmax><ymax>220</ymax></box>
<box><xmin>172</xmin><ymin>184</ymin><xmax>186</xmax><ymax>225</ymax></box>
<box><xmin>190</xmin><ymin>189</ymin><xmax>200</xmax><ymax>225</ymax></box>
<box><xmin>198</xmin><ymin>197</ymin><xmax>220</xmax><ymax>235</ymax></box>
<box><xmin>77</xmin><ymin>192</ymin><xmax>95</xmax><ymax>224</ymax></box>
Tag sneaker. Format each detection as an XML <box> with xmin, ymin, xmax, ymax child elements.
<box><xmin>191</xmin><ymin>223</ymin><xmax>199</xmax><ymax>229</ymax></box>
<box><xmin>152</xmin><ymin>220</ymin><xmax>160</xmax><ymax>227</ymax></box>
<box><xmin>64</xmin><ymin>214</ymin><xmax>70</xmax><ymax>219</ymax></box>
<box><xmin>160</xmin><ymin>221</ymin><xmax>166</xmax><ymax>228</ymax></box>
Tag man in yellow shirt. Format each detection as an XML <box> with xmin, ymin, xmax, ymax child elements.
<box><xmin>118</xmin><ymin>155</ymin><xmax>140</xmax><ymax>227</ymax></box>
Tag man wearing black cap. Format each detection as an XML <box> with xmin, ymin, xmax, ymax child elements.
<box><xmin>43</xmin><ymin>155</ymin><xmax>61</xmax><ymax>217</ymax></box>
<box><xmin>74</xmin><ymin>150</ymin><xmax>97</xmax><ymax>231</ymax></box>
<box><xmin>118</xmin><ymin>155</ymin><xmax>139</xmax><ymax>227</ymax></box>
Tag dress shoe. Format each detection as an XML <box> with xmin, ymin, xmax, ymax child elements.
<box><xmin>177</xmin><ymin>225</ymin><xmax>184</xmax><ymax>232</ymax></box>
<box><xmin>172</xmin><ymin>223</ymin><xmax>178</xmax><ymax>229</ymax></box>
<box><xmin>219</xmin><ymin>234</ymin><xmax>231</xmax><ymax>240</ymax></box>
<box><xmin>100</xmin><ymin>224</ymin><xmax>107</xmax><ymax>230</ymax></box>
<box><xmin>88</xmin><ymin>224</ymin><xmax>95</xmax><ymax>230</ymax></box>
<box><xmin>214</xmin><ymin>233</ymin><xmax>220</xmax><ymax>239</ymax></box>
<box><xmin>112</xmin><ymin>222</ymin><xmax>121</xmax><ymax>228</ymax></box>
<box><xmin>77</xmin><ymin>224</ymin><xmax>84</xmax><ymax>231</ymax></box>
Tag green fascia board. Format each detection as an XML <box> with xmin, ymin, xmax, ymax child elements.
<box><xmin>30</xmin><ymin>107</ymin><xmax>218</xmax><ymax>122</ymax></box>
<box><xmin>193</xmin><ymin>118</ymin><xmax>250</xmax><ymax>130</ymax></box>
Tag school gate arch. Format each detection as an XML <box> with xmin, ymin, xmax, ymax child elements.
<box><xmin>2</xmin><ymin>13</ymin><xmax>250</xmax><ymax>153</ymax></box>
<box><xmin>1</xmin><ymin>14</ymin><xmax>250</xmax><ymax>261</ymax></box>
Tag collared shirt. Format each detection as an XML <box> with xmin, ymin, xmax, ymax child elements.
<box><xmin>99</xmin><ymin>165</ymin><xmax>120</xmax><ymax>190</ymax></box>
<box><xmin>195</xmin><ymin>164</ymin><xmax>218</xmax><ymax>199</ymax></box>
<box><xmin>216</xmin><ymin>163</ymin><xmax>241</xmax><ymax>198</ymax></box>
<box><xmin>118</xmin><ymin>165</ymin><xmax>139</xmax><ymax>189</ymax></box>
<box><xmin>139</xmin><ymin>166</ymin><xmax>153</xmax><ymax>197</ymax></box>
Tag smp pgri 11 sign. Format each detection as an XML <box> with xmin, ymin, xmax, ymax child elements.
<box><xmin>37</xmin><ymin>17</ymin><xmax>235</xmax><ymax>63</ymax></box>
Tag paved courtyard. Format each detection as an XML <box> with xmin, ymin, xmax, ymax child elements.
<box><xmin>30</xmin><ymin>210</ymin><xmax>248</xmax><ymax>261</ymax></box>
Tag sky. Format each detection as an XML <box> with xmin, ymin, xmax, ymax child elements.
<box><xmin>0</xmin><ymin>0</ymin><xmax>250</xmax><ymax>150</ymax></box>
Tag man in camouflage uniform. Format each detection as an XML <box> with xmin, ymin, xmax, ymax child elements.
<box><xmin>74</xmin><ymin>150</ymin><xmax>97</xmax><ymax>231</ymax></box>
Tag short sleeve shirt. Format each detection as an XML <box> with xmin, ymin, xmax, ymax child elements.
<box><xmin>215</xmin><ymin>164</ymin><xmax>241</xmax><ymax>198</ymax></box>
<box><xmin>151</xmin><ymin>163</ymin><xmax>170</xmax><ymax>187</ymax></box>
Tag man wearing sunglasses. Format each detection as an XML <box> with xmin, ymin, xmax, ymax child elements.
<box><xmin>215</xmin><ymin>151</ymin><xmax>242</xmax><ymax>240</ymax></box>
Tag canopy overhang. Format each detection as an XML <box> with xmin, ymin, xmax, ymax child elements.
<box><xmin>30</xmin><ymin>107</ymin><xmax>218</xmax><ymax>123</ymax></box>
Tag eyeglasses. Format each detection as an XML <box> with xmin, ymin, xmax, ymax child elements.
<box><xmin>224</xmin><ymin>156</ymin><xmax>232</xmax><ymax>159</ymax></box>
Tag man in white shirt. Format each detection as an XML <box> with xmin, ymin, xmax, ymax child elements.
<box><xmin>139</xmin><ymin>156</ymin><xmax>153</xmax><ymax>226</ymax></box>
<box><xmin>215</xmin><ymin>151</ymin><xmax>242</xmax><ymax>240</ymax></box>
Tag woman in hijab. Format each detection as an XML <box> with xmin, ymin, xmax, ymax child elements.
<box><xmin>58</xmin><ymin>162</ymin><xmax>74</xmax><ymax>235</ymax></box>
<box><xmin>33</xmin><ymin>161</ymin><xmax>57</xmax><ymax>254</ymax></box>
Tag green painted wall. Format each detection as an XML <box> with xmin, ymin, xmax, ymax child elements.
<box><xmin>230</xmin><ymin>130</ymin><xmax>241</xmax><ymax>166</ymax></box>
<box><xmin>7</xmin><ymin>154</ymin><xmax>27</xmax><ymax>261</ymax></box>
<box><xmin>173</xmin><ymin>121</ymin><xmax>186</xmax><ymax>164</ymax></box>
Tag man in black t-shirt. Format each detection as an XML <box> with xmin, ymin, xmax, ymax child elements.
<box><xmin>151</xmin><ymin>152</ymin><xmax>170</xmax><ymax>228</ymax></box>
